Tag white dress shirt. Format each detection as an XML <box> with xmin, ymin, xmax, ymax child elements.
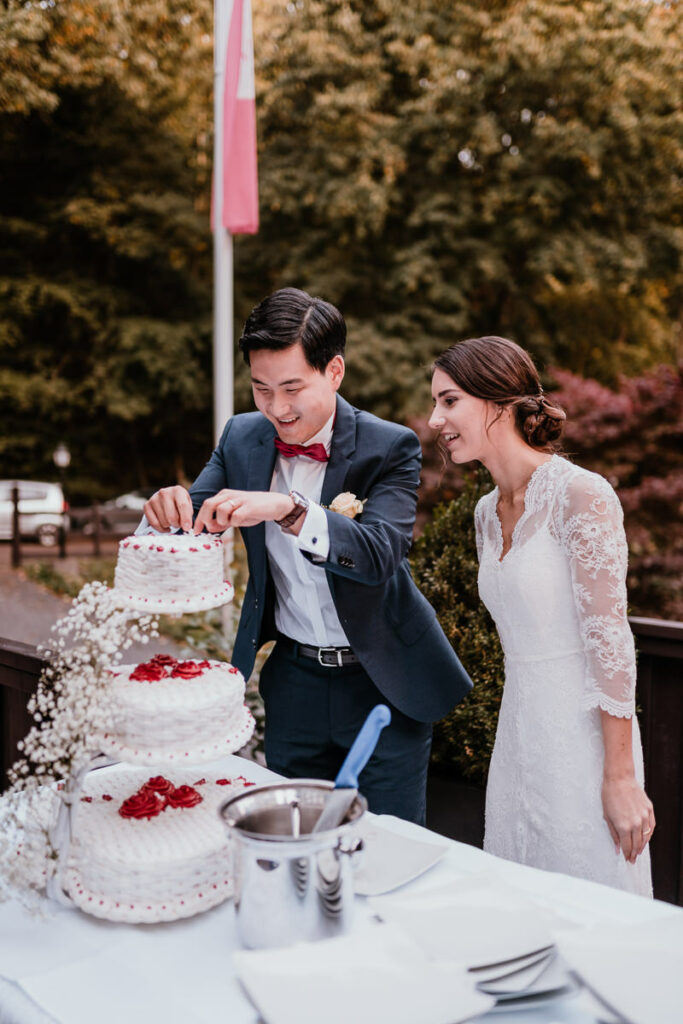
<box><xmin>135</xmin><ymin>413</ymin><xmax>349</xmax><ymax>647</ymax></box>
<box><xmin>265</xmin><ymin>413</ymin><xmax>350</xmax><ymax>647</ymax></box>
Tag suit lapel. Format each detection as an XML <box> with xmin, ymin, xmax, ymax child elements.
<box><xmin>321</xmin><ymin>395</ymin><xmax>357</xmax><ymax>506</ymax></box>
<box><xmin>245</xmin><ymin>422</ymin><xmax>278</xmax><ymax>594</ymax></box>
<box><xmin>247</xmin><ymin>422</ymin><xmax>278</xmax><ymax>492</ymax></box>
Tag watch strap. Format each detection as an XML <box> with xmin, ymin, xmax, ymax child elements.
<box><xmin>276</xmin><ymin>490</ymin><xmax>309</xmax><ymax>533</ymax></box>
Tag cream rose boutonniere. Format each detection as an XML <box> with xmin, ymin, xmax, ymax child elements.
<box><xmin>328</xmin><ymin>492</ymin><xmax>366</xmax><ymax>518</ymax></box>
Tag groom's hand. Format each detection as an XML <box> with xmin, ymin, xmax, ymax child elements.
<box><xmin>144</xmin><ymin>486</ymin><xmax>194</xmax><ymax>533</ymax></box>
<box><xmin>193</xmin><ymin>490</ymin><xmax>294</xmax><ymax>533</ymax></box>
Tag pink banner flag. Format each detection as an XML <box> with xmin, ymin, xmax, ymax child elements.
<box><xmin>220</xmin><ymin>0</ymin><xmax>258</xmax><ymax>233</ymax></box>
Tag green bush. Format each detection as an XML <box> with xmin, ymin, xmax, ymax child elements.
<box><xmin>411</xmin><ymin>470</ymin><xmax>504</xmax><ymax>787</ymax></box>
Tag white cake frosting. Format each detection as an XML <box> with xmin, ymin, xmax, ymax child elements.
<box><xmin>65</xmin><ymin>767</ymin><xmax>255</xmax><ymax>922</ymax></box>
<box><xmin>113</xmin><ymin>532</ymin><xmax>234</xmax><ymax>613</ymax></box>
<box><xmin>96</xmin><ymin>656</ymin><xmax>255</xmax><ymax>764</ymax></box>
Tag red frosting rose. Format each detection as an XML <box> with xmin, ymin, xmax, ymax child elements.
<box><xmin>165</xmin><ymin>785</ymin><xmax>203</xmax><ymax>809</ymax></box>
<box><xmin>170</xmin><ymin>661</ymin><xmax>204</xmax><ymax>679</ymax></box>
<box><xmin>142</xmin><ymin>776</ymin><xmax>175</xmax><ymax>796</ymax></box>
<box><xmin>149</xmin><ymin>654</ymin><xmax>178</xmax><ymax>668</ymax></box>
<box><xmin>119</xmin><ymin>790</ymin><xmax>165</xmax><ymax>820</ymax></box>
<box><xmin>130</xmin><ymin>662</ymin><xmax>168</xmax><ymax>682</ymax></box>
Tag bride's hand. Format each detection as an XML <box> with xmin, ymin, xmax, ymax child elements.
<box><xmin>601</xmin><ymin>776</ymin><xmax>655</xmax><ymax>863</ymax></box>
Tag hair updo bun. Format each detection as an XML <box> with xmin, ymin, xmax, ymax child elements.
<box><xmin>433</xmin><ymin>335</ymin><xmax>567</xmax><ymax>452</ymax></box>
<box><xmin>513</xmin><ymin>394</ymin><xmax>566</xmax><ymax>449</ymax></box>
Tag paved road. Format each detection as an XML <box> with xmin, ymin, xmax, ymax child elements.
<box><xmin>0</xmin><ymin>538</ymin><xmax>184</xmax><ymax>659</ymax></box>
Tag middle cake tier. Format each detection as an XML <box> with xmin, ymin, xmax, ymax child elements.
<box><xmin>95</xmin><ymin>655</ymin><xmax>255</xmax><ymax>764</ymax></box>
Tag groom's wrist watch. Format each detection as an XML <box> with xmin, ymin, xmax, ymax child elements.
<box><xmin>276</xmin><ymin>490</ymin><xmax>310</xmax><ymax>534</ymax></box>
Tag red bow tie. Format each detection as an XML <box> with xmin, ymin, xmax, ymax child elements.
<box><xmin>274</xmin><ymin>438</ymin><xmax>329</xmax><ymax>463</ymax></box>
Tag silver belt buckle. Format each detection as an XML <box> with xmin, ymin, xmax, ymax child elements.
<box><xmin>317</xmin><ymin>646</ymin><xmax>343</xmax><ymax>668</ymax></box>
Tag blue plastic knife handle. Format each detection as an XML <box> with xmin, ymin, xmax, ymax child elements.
<box><xmin>334</xmin><ymin>704</ymin><xmax>392</xmax><ymax>789</ymax></box>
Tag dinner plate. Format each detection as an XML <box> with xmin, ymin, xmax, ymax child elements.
<box><xmin>475</xmin><ymin>948</ymin><xmax>557</xmax><ymax>994</ymax></box>
<box><xmin>353</xmin><ymin>818</ymin><xmax>449</xmax><ymax>895</ymax></box>
<box><xmin>487</xmin><ymin>954</ymin><xmax>582</xmax><ymax>1013</ymax></box>
<box><xmin>487</xmin><ymin>977</ymin><xmax>582</xmax><ymax>1014</ymax></box>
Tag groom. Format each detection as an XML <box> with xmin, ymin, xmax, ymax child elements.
<box><xmin>143</xmin><ymin>287</ymin><xmax>471</xmax><ymax>824</ymax></box>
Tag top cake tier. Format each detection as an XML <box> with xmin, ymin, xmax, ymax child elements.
<box><xmin>113</xmin><ymin>533</ymin><xmax>234</xmax><ymax>613</ymax></box>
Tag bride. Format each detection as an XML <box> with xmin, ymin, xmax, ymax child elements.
<box><xmin>429</xmin><ymin>336</ymin><xmax>653</xmax><ymax>896</ymax></box>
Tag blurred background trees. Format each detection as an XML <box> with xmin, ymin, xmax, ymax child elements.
<box><xmin>0</xmin><ymin>0</ymin><xmax>215</xmax><ymax>495</ymax></box>
<box><xmin>245</xmin><ymin>0</ymin><xmax>681</xmax><ymax>414</ymax></box>
<box><xmin>0</xmin><ymin>0</ymin><xmax>681</xmax><ymax>616</ymax></box>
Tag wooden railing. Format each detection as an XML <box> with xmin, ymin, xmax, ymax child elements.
<box><xmin>0</xmin><ymin>638</ymin><xmax>41</xmax><ymax>788</ymax></box>
<box><xmin>630</xmin><ymin>618</ymin><xmax>683</xmax><ymax>906</ymax></box>
<box><xmin>2</xmin><ymin>619</ymin><xmax>682</xmax><ymax>905</ymax></box>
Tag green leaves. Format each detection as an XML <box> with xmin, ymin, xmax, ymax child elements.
<box><xmin>1</xmin><ymin>0</ymin><xmax>681</xmax><ymax>499</ymax></box>
<box><xmin>0</xmin><ymin>1</ymin><xmax>214</xmax><ymax>497</ymax></box>
<box><xmin>244</xmin><ymin>0</ymin><xmax>682</xmax><ymax>409</ymax></box>
<box><xmin>411</xmin><ymin>470</ymin><xmax>503</xmax><ymax>785</ymax></box>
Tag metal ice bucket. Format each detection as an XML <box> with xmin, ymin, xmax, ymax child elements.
<box><xmin>219</xmin><ymin>780</ymin><xmax>366</xmax><ymax>949</ymax></box>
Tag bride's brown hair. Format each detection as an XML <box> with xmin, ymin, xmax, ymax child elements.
<box><xmin>433</xmin><ymin>336</ymin><xmax>566</xmax><ymax>450</ymax></box>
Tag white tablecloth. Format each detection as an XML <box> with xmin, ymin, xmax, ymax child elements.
<box><xmin>0</xmin><ymin>754</ymin><xmax>680</xmax><ymax>1024</ymax></box>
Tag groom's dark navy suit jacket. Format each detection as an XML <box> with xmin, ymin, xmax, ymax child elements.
<box><xmin>190</xmin><ymin>394</ymin><xmax>471</xmax><ymax>723</ymax></box>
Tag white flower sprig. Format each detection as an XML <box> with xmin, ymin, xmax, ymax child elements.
<box><xmin>0</xmin><ymin>581</ymin><xmax>158</xmax><ymax>909</ymax></box>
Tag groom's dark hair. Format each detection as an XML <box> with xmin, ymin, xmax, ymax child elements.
<box><xmin>238</xmin><ymin>287</ymin><xmax>346</xmax><ymax>373</ymax></box>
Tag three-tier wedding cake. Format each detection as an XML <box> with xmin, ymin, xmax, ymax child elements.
<box><xmin>63</xmin><ymin>531</ymin><xmax>256</xmax><ymax>923</ymax></box>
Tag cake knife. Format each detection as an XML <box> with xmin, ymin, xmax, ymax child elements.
<box><xmin>312</xmin><ymin>704</ymin><xmax>392</xmax><ymax>833</ymax></box>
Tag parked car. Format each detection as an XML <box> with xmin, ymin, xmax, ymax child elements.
<box><xmin>0</xmin><ymin>480</ymin><xmax>69</xmax><ymax>546</ymax></box>
<box><xmin>71</xmin><ymin>489</ymin><xmax>156</xmax><ymax>535</ymax></box>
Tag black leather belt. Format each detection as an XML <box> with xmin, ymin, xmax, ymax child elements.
<box><xmin>278</xmin><ymin>634</ymin><xmax>359</xmax><ymax>668</ymax></box>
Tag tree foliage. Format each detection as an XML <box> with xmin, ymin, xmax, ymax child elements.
<box><xmin>411</xmin><ymin>471</ymin><xmax>503</xmax><ymax>785</ymax></box>
<box><xmin>241</xmin><ymin>0</ymin><xmax>683</xmax><ymax>415</ymax></box>
<box><xmin>1</xmin><ymin>0</ymin><xmax>681</xmax><ymax>500</ymax></box>
<box><xmin>0</xmin><ymin>0</ymin><xmax>215</xmax><ymax>498</ymax></box>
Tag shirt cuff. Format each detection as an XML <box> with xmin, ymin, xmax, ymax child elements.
<box><xmin>296</xmin><ymin>501</ymin><xmax>329</xmax><ymax>561</ymax></box>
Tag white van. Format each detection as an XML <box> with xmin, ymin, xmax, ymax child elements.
<box><xmin>0</xmin><ymin>480</ymin><xmax>69</xmax><ymax>546</ymax></box>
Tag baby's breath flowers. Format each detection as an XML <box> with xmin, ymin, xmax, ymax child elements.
<box><xmin>0</xmin><ymin>581</ymin><xmax>158</xmax><ymax>909</ymax></box>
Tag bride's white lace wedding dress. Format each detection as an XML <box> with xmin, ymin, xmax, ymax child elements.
<box><xmin>475</xmin><ymin>455</ymin><xmax>652</xmax><ymax>896</ymax></box>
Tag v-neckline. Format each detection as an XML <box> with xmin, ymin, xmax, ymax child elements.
<box><xmin>493</xmin><ymin>456</ymin><xmax>555</xmax><ymax>564</ymax></box>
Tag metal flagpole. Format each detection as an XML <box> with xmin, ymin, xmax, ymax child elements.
<box><xmin>213</xmin><ymin>0</ymin><xmax>234</xmax><ymax>448</ymax></box>
<box><xmin>214</xmin><ymin>0</ymin><xmax>235</xmax><ymax>636</ymax></box>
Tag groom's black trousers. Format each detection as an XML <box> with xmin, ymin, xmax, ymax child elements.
<box><xmin>258</xmin><ymin>637</ymin><xmax>432</xmax><ymax>826</ymax></box>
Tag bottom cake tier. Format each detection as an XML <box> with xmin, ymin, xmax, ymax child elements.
<box><xmin>64</xmin><ymin>766</ymin><xmax>255</xmax><ymax>923</ymax></box>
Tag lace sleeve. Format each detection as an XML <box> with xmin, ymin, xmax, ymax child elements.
<box><xmin>560</xmin><ymin>472</ymin><xmax>636</xmax><ymax>718</ymax></box>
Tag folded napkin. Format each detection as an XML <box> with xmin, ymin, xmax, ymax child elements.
<box><xmin>368</xmin><ymin>878</ymin><xmax>555</xmax><ymax>970</ymax></box>
<box><xmin>233</xmin><ymin>919</ymin><xmax>494</xmax><ymax>1024</ymax></box>
<box><xmin>353</xmin><ymin>817</ymin><xmax>449</xmax><ymax>896</ymax></box>
<box><xmin>559</xmin><ymin>913</ymin><xmax>683</xmax><ymax>1024</ymax></box>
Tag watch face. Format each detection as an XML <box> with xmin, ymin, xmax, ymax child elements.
<box><xmin>290</xmin><ymin>490</ymin><xmax>309</xmax><ymax>509</ymax></box>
